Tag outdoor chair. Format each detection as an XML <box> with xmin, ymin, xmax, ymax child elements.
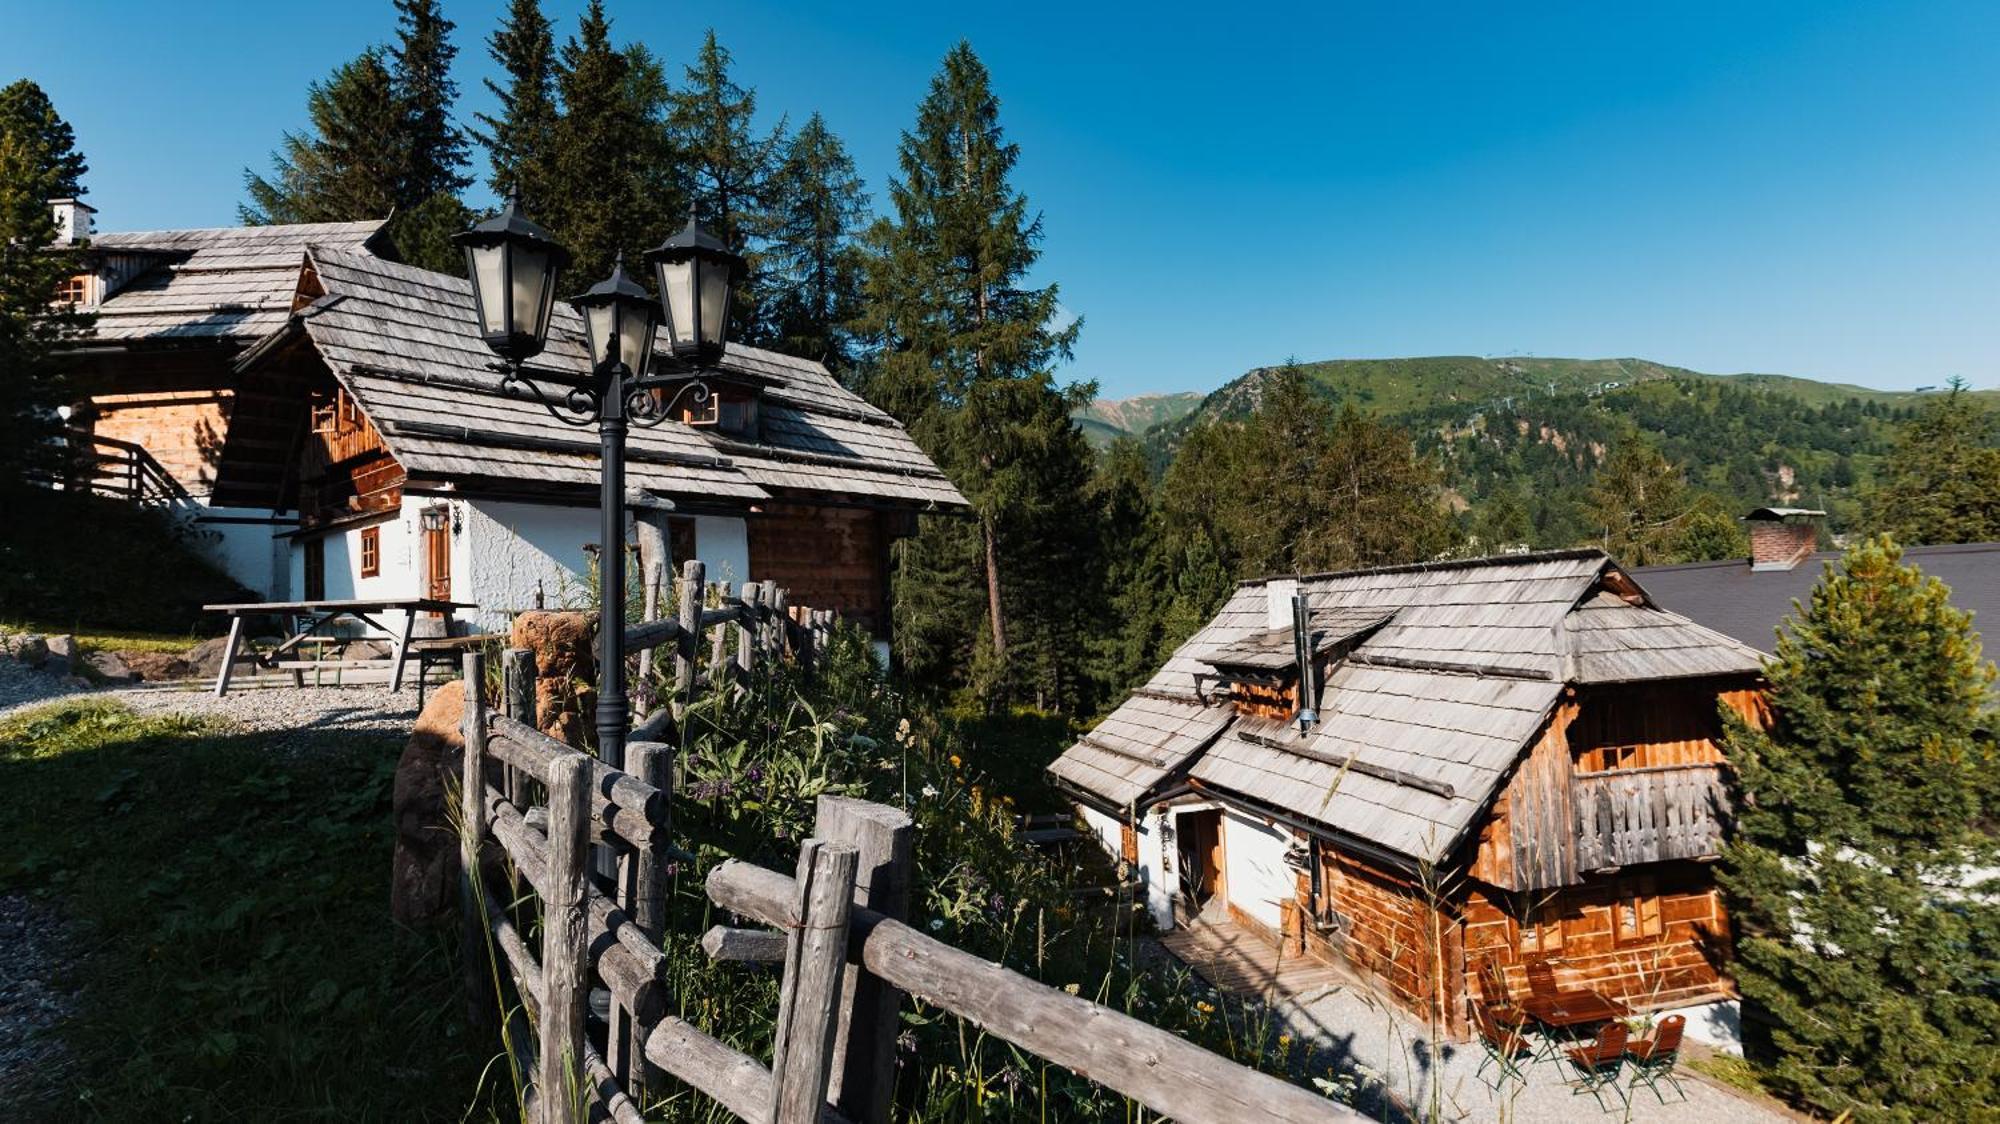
<box><xmin>1526</xmin><ymin>957</ymin><xmax>1560</xmax><ymax>998</ymax></box>
<box><xmin>1562</xmin><ymin>1021</ymin><xmax>1630</xmax><ymax>1110</ymax></box>
<box><xmin>1473</xmin><ymin>1002</ymin><xmax>1532</xmax><ymax>1086</ymax></box>
<box><xmin>1476</xmin><ymin>958</ymin><xmax>1528</xmax><ymax>1025</ymax></box>
<box><xmin>1626</xmin><ymin>1014</ymin><xmax>1688</xmax><ymax>1104</ymax></box>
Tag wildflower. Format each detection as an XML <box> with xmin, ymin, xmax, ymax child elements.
<box><xmin>1063</xmin><ymin>983</ymin><xmax>1081</xmax><ymax>995</ymax></box>
<box><xmin>1196</xmin><ymin>1001</ymin><xmax>1215</xmax><ymax>1014</ymax></box>
<box><xmin>921</xmin><ymin>783</ymin><xmax>939</xmax><ymax>798</ymax></box>
<box><xmin>929</xmin><ymin>918</ymin><xmax>945</xmax><ymax>932</ymax></box>
<box><xmin>897</xmin><ymin>1030</ymin><xmax>918</xmax><ymax>1053</ymax></box>
<box><xmin>949</xmin><ymin>754</ymin><xmax>962</xmax><ymax>768</ymax></box>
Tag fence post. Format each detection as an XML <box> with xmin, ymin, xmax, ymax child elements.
<box><xmin>769</xmin><ymin>838</ymin><xmax>859</xmax><ymax>1124</ymax></box>
<box><xmin>736</xmin><ymin>582</ymin><xmax>759</xmax><ymax>680</ymax></box>
<box><xmin>768</xmin><ymin>587</ymin><xmax>789</xmax><ymax>661</ymax></box>
<box><xmin>502</xmin><ymin>648</ymin><xmax>537</xmax><ymax>806</ymax></box>
<box><xmin>674</xmin><ymin>560</ymin><xmax>704</xmax><ymax>701</ymax></box>
<box><xmin>815</xmin><ymin>797</ymin><xmax>913</xmax><ymax>1124</ymax></box>
<box><xmin>614</xmin><ymin>740</ymin><xmax>673</xmax><ymax>1097</ymax></box>
<box><xmin>540</xmin><ymin>754</ymin><xmax>593</xmax><ymax>1124</ymax></box>
<box><xmin>709</xmin><ymin>581</ymin><xmax>731</xmax><ymax>689</ymax></box>
<box><xmin>459</xmin><ymin>653</ymin><xmax>494</xmax><ymax>1031</ymax></box>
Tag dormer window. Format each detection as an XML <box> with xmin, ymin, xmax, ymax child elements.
<box><xmin>53</xmin><ymin>274</ymin><xmax>90</xmax><ymax>306</ymax></box>
<box><xmin>661</xmin><ymin>372</ymin><xmax>775</xmax><ymax>440</ymax></box>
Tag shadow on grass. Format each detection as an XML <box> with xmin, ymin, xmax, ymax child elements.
<box><xmin>0</xmin><ymin>699</ymin><xmax>513</xmax><ymax>1122</ymax></box>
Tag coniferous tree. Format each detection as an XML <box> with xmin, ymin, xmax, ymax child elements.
<box><xmin>242</xmin><ymin>50</ymin><xmax>405</xmax><ymax>226</ymax></box>
<box><xmin>1720</xmin><ymin>537</ymin><xmax>1999</xmax><ymax>1119</ymax></box>
<box><xmin>0</xmin><ymin>80</ymin><xmax>91</xmax><ymax>474</ymax></box>
<box><xmin>475</xmin><ymin>0</ymin><xmax>559</xmax><ymax>209</ymax></box>
<box><xmin>858</xmin><ymin>43</ymin><xmax>1086</xmax><ymax>704</ymax></box>
<box><xmin>542</xmin><ymin>0</ymin><xmax>679</xmax><ymax>284</ymax></box>
<box><xmin>1085</xmin><ymin>437</ymin><xmax>1170</xmax><ymax>703</ymax></box>
<box><xmin>390</xmin><ymin>0</ymin><xmax>470</xmax><ymax>202</ymax></box>
<box><xmin>667</xmin><ymin>31</ymin><xmax>783</xmax><ymax>339</ymax></box>
<box><xmin>1873</xmin><ymin>379</ymin><xmax>2000</xmax><ymax>544</ymax></box>
<box><xmin>1590</xmin><ymin>438</ymin><xmax>1690</xmax><ymax>566</ymax></box>
<box><xmin>760</xmin><ymin>113</ymin><xmax>868</xmax><ymax>371</ymax></box>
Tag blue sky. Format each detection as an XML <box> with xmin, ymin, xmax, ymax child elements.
<box><xmin>4</xmin><ymin>0</ymin><xmax>1996</xmax><ymax>397</ymax></box>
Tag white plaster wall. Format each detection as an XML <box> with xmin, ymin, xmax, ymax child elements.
<box><xmin>694</xmin><ymin>516</ymin><xmax>750</xmax><ymax>587</ymax></box>
<box><xmin>1075</xmin><ymin>803</ymin><xmax>1176</xmax><ymax>931</ymax></box>
<box><xmin>1657</xmin><ymin>998</ymin><xmax>1743</xmax><ymax>1055</ymax></box>
<box><xmin>462</xmin><ymin>499</ymin><xmax>599</xmax><ymax>632</ymax></box>
<box><xmin>186</xmin><ymin>505</ymin><xmax>295</xmax><ymax>597</ymax></box>
<box><xmin>1222</xmin><ymin>810</ymin><xmax>1294</xmax><ymax>931</ymax></box>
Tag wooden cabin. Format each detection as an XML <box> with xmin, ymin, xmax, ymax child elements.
<box><xmin>1049</xmin><ymin>550</ymin><xmax>1768</xmax><ymax>1045</ymax></box>
<box><xmin>204</xmin><ymin>248</ymin><xmax>964</xmax><ymax>639</ymax></box>
<box><xmin>48</xmin><ymin>213</ymin><xmax>391</xmax><ymax>592</ymax></box>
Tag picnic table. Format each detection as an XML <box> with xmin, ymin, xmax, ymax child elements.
<box><xmin>1520</xmin><ymin>988</ymin><xmax>1628</xmax><ymax>1032</ymax></box>
<box><xmin>202</xmin><ymin>598</ymin><xmax>478</xmax><ymax>696</ymax></box>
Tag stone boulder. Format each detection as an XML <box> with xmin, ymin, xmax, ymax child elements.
<box><xmin>119</xmin><ymin>651</ymin><xmax>193</xmax><ymax>681</ymax></box>
<box><xmin>2</xmin><ymin>633</ymin><xmax>49</xmax><ymax>668</ymax></box>
<box><xmin>84</xmin><ymin>651</ymin><xmax>138</xmax><ymax>683</ymax></box>
<box><xmin>46</xmin><ymin>635</ymin><xmax>77</xmax><ymax>662</ymax></box>
<box><xmin>391</xmin><ymin>682</ymin><xmax>467</xmax><ymax>928</ymax></box>
<box><xmin>508</xmin><ymin>611</ymin><xmax>596</xmax><ymax>746</ymax></box>
<box><xmin>185</xmin><ymin>636</ymin><xmax>260</xmax><ymax>677</ymax></box>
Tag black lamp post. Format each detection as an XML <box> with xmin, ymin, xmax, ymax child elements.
<box><xmin>454</xmin><ymin>200</ymin><xmax>743</xmax><ymax>780</ymax></box>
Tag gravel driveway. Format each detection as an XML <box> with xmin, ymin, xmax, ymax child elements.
<box><xmin>0</xmin><ymin>674</ymin><xmax>425</xmax><ymax>745</ymax></box>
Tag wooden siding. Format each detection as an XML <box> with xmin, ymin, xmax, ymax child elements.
<box><xmin>1574</xmin><ymin>765</ymin><xmax>1729</xmax><ymax>871</ymax></box>
<box><xmin>88</xmin><ymin>389</ymin><xmax>231</xmax><ymax>495</ymax></box>
<box><xmin>299</xmin><ymin>376</ymin><xmax>403</xmax><ymax>525</ymax></box>
<box><xmin>1311</xmin><ymin>847</ymin><xmax>1463</xmax><ymax>1034</ymax></box>
<box><xmin>1231</xmin><ymin>680</ymin><xmax>1295</xmax><ymax>722</ymax></box>
<box><xmin>747</xmin><ymin>504</ymin><xmax>887</xmax><ymax>636</ymax></box>
<box><xmin>1463</xmin><ymin>863</ymin><xmax>1732</xmax><ymax>1014</ymax></box>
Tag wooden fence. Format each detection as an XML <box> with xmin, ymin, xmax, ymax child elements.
<box><xmin>1573</xmin><ymin>763</ymin><xmax>1730</xmax><ymax>870</ymax></box>
<box><xmin>627</xmin><ymin>559</ymin><xmax>836</xmax><ymax>727</ymax></box>
<box><xmin>453</xmin><ymin>561</ymin><xmax>1358</xmax><ymax>1123</ymax></box>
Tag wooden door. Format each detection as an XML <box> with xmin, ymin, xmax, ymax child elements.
<box><xmin>425</xmin><ymin>519</ymin><xmax>451</xmax><ymax>603</ymax></box>
<box><xmin>303</xmin><ymin>537</ymin><xmax>325</xmax><ymax>601</ymax></box>
<box><xmin>1177</xmin><ymin>810</ymin><xmax>1223</xmax><ymax>913</ymax></box>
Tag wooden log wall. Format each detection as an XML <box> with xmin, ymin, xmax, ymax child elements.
<box><xmin>1311</xmin><ymin>846</ymin><xmax>1460</xmax><ymax>1033</ymax></box>
<box><xmin>299</xmin><ymin>378</ymin><xmax>404</xmax><ymax>524</ymax></box>
<box><xmin>87</xmin><ymin>389</ymin><xmax>231</xmax><ymax>495</ymax></box>
<box><xmin>1462</xmin><ymin>862</ymin><xmax>1733</xmax><ymax>1014</ymax></box>
<box><xmin>745</xmin><ymin>503</ymin><xmax>887</xmax><ymax>638</ymax></box>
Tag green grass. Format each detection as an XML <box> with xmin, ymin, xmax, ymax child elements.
<box><xmin>1</xmin><ymin>621</ymin><xmax>208</xmax><ymax>654</ymax></box>
<box><xmin>1687</xmin><ymin>1051</ymin><xmax>1781</xmax><ymax>1099</ymax></box>
<box><xmin>0</xmin><ymin>700</ymin><xmax>506</xmax><ymax>1122</ymax></box>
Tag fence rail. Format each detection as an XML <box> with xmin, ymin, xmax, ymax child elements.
<box><xmin>29</xmin><ymin>429</ymin><xmax>194</xmax><ymax>508</ymax></box>
<box><xmin>454</xmin><ymin>563</ymin><xmax>1358</xmax><ymax>1123</ymax></box>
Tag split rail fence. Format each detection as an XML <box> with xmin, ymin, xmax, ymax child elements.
<box><xmin>456</xmin><ymin>561</ymin><xmax>1357</xmax><ymax>1124</ymax></box>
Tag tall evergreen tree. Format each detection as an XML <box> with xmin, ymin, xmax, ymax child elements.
<box><xmin>389</xmin><ymin>0</ymin><xmax>470</xmax><ymax>202</ymax></box>
<box><xmin>0</xmin><ymin>81</ymin><xmax>91</xmax><ymax>475</ymax></box>
<box><xmin>760</xmin><ymin>113</ymin><xmax>868</xmax><ymax>370</ymax></box>
<box><xmin>242</xmin><ymin>50</ymin><xmax>404</xmax><ymax>226</ymax></box>
<box><xmin>542</xmin><ymin>0</ymin><xmax>679</xmax><ymax>284</ymax></box>
<box><xmin>475</xmin><ymin>0</ymin><xmax>559</xmax><ymax>209</ymax></box>
<box><xmin>1084</xmin><ymin>437</ymin><xmax>1170</xmax><ymax>704</ymax></box>
<box><xmin>1720</xmin><ymin>537</ymin><xmax>1999</xmax><ymax>1119</ymax></box>
<box><xmin>858</xmin><ymin>43</ymin><xmax>1086</xmax><ymax>703</ymax></box>
<box><xmin>667</xmin><ymin>31</ymin><xmax>783</xmax><ymax>338</ymax></box>
<box><xmin>1590</xmin><ymin>437</ymin><xmax>1691</xmax><ymax>566</ymax></box>
<box><xmin>1874</xmin><ymin>379</ymin><xmax>2000</xmax><ymax>545</ymax></box>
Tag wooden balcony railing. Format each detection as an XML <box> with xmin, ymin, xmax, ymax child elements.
<box><xmin>33</xmin><ymin>429</ymin><xmax>194</xmax><ymax>509</ymax></box>
<box><xmin>1573</xmin><ymin>763</ymin><xmax>1730</xmax><ymax>872</ymax></box>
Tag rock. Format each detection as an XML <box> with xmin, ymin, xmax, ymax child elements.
<box><xmin>46</xmin><ymin>636</ymin><xmax>77</xmax><ymax>662</ymax></box>
<box><xmin>119</xmin><ymin>651</ymin><xmax>192</xmax><ymax>681</ymax></box>
<box><xmin>391</xmin><ymin>683</ymin><xmax>466</xmax><ymax>928</ymax></box>
<box><xmin>344</xmin><ymin>639</ymin><xmax>392</xmax><ymax>661</ymax></box>
<box><xmin>83</xmin><ymin>652</ymin><xmax>137</xmax><ymax>683</ymax></box>
<box><xmin>185</xmin><ymin>636</ymin><xmax>259</xmax><ymax>677</ymax></box>
<box><xmin>2</xmin><ymin>634</ymin><xmax>49</xmax><ymax>668</ymax></box>
<box><xmin>508</xmin><ymin>611</ymin><xmax>596</xmax><ymax>745</ymax></box>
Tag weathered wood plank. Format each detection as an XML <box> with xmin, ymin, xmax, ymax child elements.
<box><xmin>460</xmin><ymin>655</ymin><xmax>495</xmax><ymax>1029</ymax></box>
<box><xmin>703</xmin><ymin>925</ymin><xmax>788</xmax><ymax>962</ymax></box>
<box><xmin>769</xmin><ymin>840</ymin><xmax>859</xmax><ymax>1124</ymax></box>
<box><xmin>539</xmin><ymin>755</ymin><xmax>591</xmax><ymax>1124</ymax></box>
<box><xmin>815</xmin><ymin>796</ymin><xmax>912</xmax><ymax>1124</ymax></box>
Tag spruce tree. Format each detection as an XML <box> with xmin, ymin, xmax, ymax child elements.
<box><xmin>1085</xmin><ymin>437</ymin><xmax>1170</xmax><ymax>703</ymax></box>
<box><xmin>1874</xmin><ymin>379</ymin><xmax>2000</xmax><ymax>545</ymax></box>
<box><xmin>543</xmin><ymin>0</ymin><xmax>678</xmax><ymax>284</ymax></box>
<box><xmin>760</xmin><ymin>113</ymin><xmax>868</xmax><ymax>371</ymax></box>
<box><xmin>1720</xmin><ymin>537</ymin><xmax>1999</xmax><ymax>1120</ymax></box>
<box><xmin>858</xmin><ymin>43</ymin><xmax>1084</xmax><ymax>700</ymax></box>
<box><xmin>242</xmin><ymin>50</ymin><xmax>405</xmax><ymax>226</ymax></box>
<box><xmin>389</xmin><ymin>0</ymin><xmax>470</xmax><ymax>202</ymax></box>
<box><xmin>475</xmin><ymin>0</ymin><xmax>559</xmax><ymax>209</ymax></box>
<box><xmin>1590</xmin><ymin>437</ymin><xmax>1691</xmax><ymax>566</ymax></box>
<box><xmin>0</xmin><ymin>81</ymin><xmax>91</xmax><ymax>474</ymax></box>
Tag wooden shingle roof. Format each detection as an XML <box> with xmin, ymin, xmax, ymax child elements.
<box><xmin>84</xmin><ymin>221</ymin><xmax>385</xmax><ymax>343</ymax></box>
<box><xmin>282</xmin><ymin>249</ymin><xmax>966</xmax><ymax>510</ymax></box>
<box><xmin>1049</xmin><ymin>549</ymin><xmax>1768</xmax><ymax>865</ymax></box>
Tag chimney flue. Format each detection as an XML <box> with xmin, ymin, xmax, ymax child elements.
<box><xmin>1746</xmin><ymin>507</ymin><xmax>1824</xmax><ymax>571</ymax></box>
<box><xmin>49</xmin><ymin>197</ymin><xmax>95</xmax><ymax>244</ymax></box>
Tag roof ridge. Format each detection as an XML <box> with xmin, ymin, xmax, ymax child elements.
<box><xmin>1238</xmin><ymin>547</ymin><xmax>1609</xmax><ymax>587</ymax></box>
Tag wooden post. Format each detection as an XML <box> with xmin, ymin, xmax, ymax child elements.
<box><xmin>614</xmin><ymin>740</ymin><xmax>672</xmax><ymax>1097</ymax></box>
<box><xmin>389</xmin><ymin>607</ymin><xmax>417</xmax><ymax>692</ymax></box>
<box><xmin>212</xmin><ymin>614</ymin><xmax>244</xmax><ymax>697</ymax></box>
<box><xmin>815</xmin><ymin>796</ymin><xmax>912</xmax><ymax>1124</ymax></box>
<box><xmin>540</xmin><ymin>755</ymin><xmax>593</xmax><ymax>1124</ymax></box>
<box><xmin>709</xmin><ymin>581</ymin><xmax>732</xmax><ymax>689</ymax></box>
<box><xmin>460</xmin><ymin>653</ymin><xmax>495</xmax><ymax>1030</ymax></box>
<box><xmin>768</xmin><ymin>587</ymin><xmax>788</xmax><ymax>661</ymax></box>
<box><xmin>736</xmin><ymin>582</ymin><xmax>759</xmax><ymax>680</ymax></box>
<box><xmin>674</xmin><ymin>560</ymin><xmax>704</xmax><ymax>701</ymax></box>
<box><xmin>769</xmin><ymin>838</ymin><xmax>859</xmax><ymax>1124</ymax></box>
<box><xmin>502</xmin><ymin>648</ymin><xmax>537</xmax><ymax>805</ymax></box>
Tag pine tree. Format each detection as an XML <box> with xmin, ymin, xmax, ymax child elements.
<box><xmin>1874</xmin><ymin>379</ymin><xmax>2000</xmax><ymax>545</ymax></box>
<box><xmin>858</xmin><ymin>43</ymin><xmax>1085</xmax><ymax>703</ymax></box>
<box><xmin>543</xmin><ymin>0</ymin><xmax>678</xmax><ymax>284</ymax></box>
<box><xmin>0</xmin><ymin>81</ymin><xmax>91</xmax><ymax>474</ymax></box>
<box><xmin>1085</xmin><ymin>437</ymin><xmax>1170</xmax><ymax>703</ymax></box>
<box><xmin>475</xmin><ymin>0</ymin><xmax>559</xmax><ymax>209</ymax></box>
<box><xmin>390</xmin><ymin>0</ymin><xmax>469</xmax><ymax>202</ymax></box>
<box><xmin>666</xmin><ymin>31</ymin><xmax>783</xmax><ymax>339</ymax></box>
<box><xmin>242</xmin><ymin>50</ymin><xmax>405</xmax><ymax>226</ymax></box>
<box><xmin>1719</xmin><ymin>537</ymin><xmax>1999</xmax><ymax>1119</ymax></box>
<box><xmin>1590</xmin><ymin>437</ymin><xmax>1691</xmax><ymax>566</ymax></box>
<box><xmin>760</xmin><ymin>113</ymin><xmax>868</xmax><ymax>371</ymax></box>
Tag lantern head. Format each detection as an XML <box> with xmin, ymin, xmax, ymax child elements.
<box><xmin>569</xmin><ymin>253</ymin><xmax>658</xmax><ymax>375</ymax></box>
<box><xmin>644</xmin><ymin>211</ymin><xmax>745</xmax><ymax>366</ymax></box>
<box><xmin>453</xmin><ymin>197</ymin><xmax>571</xmax><ymax>365</ymax></box>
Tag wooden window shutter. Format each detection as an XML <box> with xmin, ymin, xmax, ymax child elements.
<box><xmin>1120</xmin><ymin>822</ymin><xmax>1139</xmax><ymax>865</ymax></box>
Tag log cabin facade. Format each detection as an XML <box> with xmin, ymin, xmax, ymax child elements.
<box><xmin>205</xmin><ymin>248</ymin><xmax>962</xmax><ymax>637</ymax></box>
<box><xmin>1049</xmin><ymin>551</ymin><xmax>1768</xmax><ymax>1044</ymax></box>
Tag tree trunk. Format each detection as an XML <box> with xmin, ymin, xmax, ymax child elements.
<box><xmin>982</xmin><ymin>516</ymin><xmax>1007</xmax><ymax>658</ymax></box>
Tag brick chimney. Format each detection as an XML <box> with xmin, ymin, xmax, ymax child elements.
<box><xmin>49</xmin><ymin>198</ymin><xmax>96</xmax><ymax>244</ymax></box>
<box><xmin>1746</xmin><ymin>507</ymin><xmax>1824</xmax><ymax>571</ymax></box>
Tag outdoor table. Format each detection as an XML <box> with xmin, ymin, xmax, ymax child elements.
<box><xmin>202</xmin><ymin>598</ymin><xmax>478</xmax><ymax>697</ymax></box>
<box><xmin>1521</xmin><ymin>989</ymin><xmax>1629</xmax><ymax>1062</ymax></box>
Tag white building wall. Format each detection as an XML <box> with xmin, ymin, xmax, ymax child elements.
<box><xmin>1221</xmin><ymin>810</ymin><xmax>1294</xmax><ymax>931</ymax></box>
<box><xmin>1074</xmin><ymin>802</ymin><xmax>1184</xmax><ymax>931</ymax></box>
<box><xmin>186</xmin><ymin>506</ymin><xmax>295</xmax><ymax>598</ymax></box>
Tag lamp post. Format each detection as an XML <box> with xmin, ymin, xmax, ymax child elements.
<box><xmin>454</xmin><ymin>199</ymin><xmax>744</xmax><ymax>779</ymax></box>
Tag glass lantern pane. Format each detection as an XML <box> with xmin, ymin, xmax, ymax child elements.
<box><xmin>697</xmin><ymin>259</ymin><xmax>731</xmax><ymax>349</ymax></box>
<box><xmin>584</xmin><ymin>304</ymin><xmax>616</xmax><ymax>366</ymax></box>
<box><xmin>510</xmin><ymin>246</ymin><xmax>551</xmax><ymax>342</ymax></box>
<box><xmin>620</xmin><ymin>306</ymin><xmax>655</xmax><ymax>372</ymax></box>
<box><xmin>469</xmin><ymin>244</ymin><xmax>508</xmax><ymax>335</ymax></box>
<box><xmin>657</xmin><ymin>260</ymin><xmax>694</xmax><ymax>350</ymax></box>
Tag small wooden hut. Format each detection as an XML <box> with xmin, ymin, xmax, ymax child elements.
<box><xmin>1048</xmin><ymin>550</ymin><xmax>1767</xmax><ymax>1041</ymax></box>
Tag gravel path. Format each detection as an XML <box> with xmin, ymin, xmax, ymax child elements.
<box><xmin>0</xmin><ymin>675</ymin><xmax>424</xmax><ymax>745</ymax></box>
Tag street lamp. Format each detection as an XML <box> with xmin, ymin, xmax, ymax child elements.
<box><xmin>455</xmin><ymin>200</ymin><xmax>743</xmax><ymax>779</ymax></box>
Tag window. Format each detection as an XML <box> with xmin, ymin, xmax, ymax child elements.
<box><xmin>359</xmin><ymin>526</ymin><xmax>380</xmax><ymax>578</ymax></box>
<box><xmin>680</xmin><ymin>394</ymin><xmax>720</xmax><ymax>426</ymax></box>
<box><xmin>1517</xmin><ymin>900</ymin><xmax>1565</xmax><ymax>955</ymax></box>
<box><xmin>1614</xmin><ymin>875</ymin><xmax>1663</xmax><ymax>944</ymax></box>
<box><xmin>310</xmin><ymin>389</ymin><xmax>339</xmax><ymax>434</ymax></box>
<box><xmin>340</xmin><ymin>389</ymin><xmax>361</xmax><ymax>429</ymax></box>
<box><xmin>53</xmin><ymin>274</ymin><xmax>89</xmax><ymax>305</ymax></box>
<box><xmin>303</xmin><ymin>538</ymin><xmax>325</xmax><ymax>601</ymax></box>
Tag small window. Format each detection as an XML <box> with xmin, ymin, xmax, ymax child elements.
<box><xmin>681</xmin><ymin>394</ymin><xmax>720</xmax><ymax>426</ymax></box>
<box><xmin>359</xmin><ymin>526</ymin><xmax>380</xmax><ymax>578</ymax></box>
<box><xmin>1518</xmin><ymin>900</ymin><xmax>1565</xmax><ymax>954</ymax></box>
<box><xmin>53</xmin><ymin>274</ymin><xmax>89</xmax><ymax>305</ymax></box>
<box><xmin>1614</xmin><ymin>875</ymin><xmax>1663</xmax><ymax>943</ymax></box>
<box><xmin>340</xmin><ymin>389</ymin><xmax>361</xmax><ymax>429</ymax></box>
<box><xmin>310</xmin><ymin>389</ymin><xmax>339</xmax><ymax>434</ymax></box>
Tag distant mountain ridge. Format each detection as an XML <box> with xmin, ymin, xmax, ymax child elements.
<box><xmin>1076</xmin><ymin>356</ymin><xmax>1993</xmax><ymax>445</ymax></box>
